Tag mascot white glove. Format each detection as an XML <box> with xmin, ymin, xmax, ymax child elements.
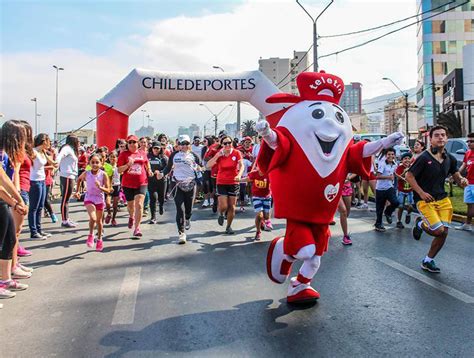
<box><xmin>363</xmin><ymin>132</ymin><xmax>404</xmax><ymax>157</ymax></box>
<box><xmin>256</xmin><ymin>120</ymin><xmax>278</xmax><ymax>149</ymax></box>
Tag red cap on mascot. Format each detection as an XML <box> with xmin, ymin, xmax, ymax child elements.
<box><xmin>266</xmin><ymin>71</ymin><xmax>345</xmax><ymax>105</ymax></box>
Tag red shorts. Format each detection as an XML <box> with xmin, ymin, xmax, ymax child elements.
<box><xmin>362</xmin><ymin>172</ymin><xmax>376</xmax><ymax>181</ymax></box>
<box><xmin>284</xmin><ymin>220</ymin><xmax>331</xmax><ymax>257</ymax></box>
<box><xmin>84</xmin><ymin>201</ymin><xmax>105</xmax><ymax>211</ymax></box>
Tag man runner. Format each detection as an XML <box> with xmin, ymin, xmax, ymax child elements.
<box><xmin>406</xmin><ymin>125</ymin><xmax>468</xmax><ymax>273</ymax></box>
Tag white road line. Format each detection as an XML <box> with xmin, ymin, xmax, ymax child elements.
<box><xmin>111</xmin><ymin>267</ymin><xmax>142</xmax><ymax>325</ymax></box>
<box><xmin>375</xmin><ymin>257</ymin><xmax>474</xmax><ymax>304</ymax></box>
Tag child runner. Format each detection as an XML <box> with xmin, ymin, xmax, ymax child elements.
<box><xmin>248</xmin><ymin>166</ymin><xmax>271</xmax><ymax>241</ymax></box>
<box><xmin>75</xmin><ymin>154</ymin><xmax>111</xmax><ymax>251</ymax></box>
<box><xmin>108</xmin><ymin>151</ymin><xmax>121</xmax><ymax>226</ymax></box>
<box><xmin>395</xmin><ymin>152</ymin><xmax>414</xmax><ymax>229</ymax></box>
<box><xmin>338</xmin><ymin>174</ymin><xmax>356</xmax><ymax>245</ymax></box>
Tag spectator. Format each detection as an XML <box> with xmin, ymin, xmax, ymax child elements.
<box><xmin>395</xmin><ymin>152</ymin><xmax>414</xmax><ymax>229</ymax></box>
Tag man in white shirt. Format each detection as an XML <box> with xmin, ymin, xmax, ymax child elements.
<box><xmin>191</xmin><ymin>136</ymin><xmax>203</xmax><ymax>162</ymax></box>
<box><xmin>374</xmin><ymin>148</ymin><xmax>399</xmax><ymax>232</ymax></box>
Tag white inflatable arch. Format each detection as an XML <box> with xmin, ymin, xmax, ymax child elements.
<box><xmin>96</xmin><ymin>69</ymin><xmax>285</xmax><ymax>149</ymax></box>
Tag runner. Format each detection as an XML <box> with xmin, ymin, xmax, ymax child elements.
<box><xmin>75</xmin><ymin>153</ymin><xmax>111</xmax><ymax>251</ymax></box>
<box><xmin>406</xmin><ymin>125</ymin><xmax>468</xmax><ymax>273</ymax></box>
<box><xmin>455</xmin><ymin>132</ymin><xmax>474</xmax><ymax>231</ymax></box>
<box><xmin>117</xmin><ymin>135</ymin><xmax>152</xmax><ymax>238</ymax></box>
<box><xmin>159</xmin><ymin>134</ymin><xmax>202</xmax><ymax>244</ymax></box>
<box><xmin>107</xmin><ymin>151</ymin><xmax>121</xmax><ymax>227</ymax></box>
<box><xmin>201</xmin><ymin>136</ymin><xmax>215</xmax><ymax>208</ymax></box>
<box><xmin>207</xmin><ymin>135</ymin><xmax>244</xmax><ymax>235</ymax></box>
<box><xmin>338</xmin><ymin>174</ymin><xmax>356</xmax><ymax>245</ymax></box>
<box><xmin>147</xmin><ymin>141</ymin><xmax>168</xmax><ymax>223</ymax></box>
<box><xmin>395</xmin><ymin>152</ymin><xmax>414</xmax><ymax>229</ymax></box>
<box><xmin>247</xmin><ymin>165</ymin><xmax>271</xmax><ymax>241</ymax></box>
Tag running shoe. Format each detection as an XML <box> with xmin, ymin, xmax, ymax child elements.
<box><xmin>218</xmin><ymin>214</ymin><xmax>225</xmax><ymax>226</ymax></box>
<box><xmin>254</xmin><ymin>232</ymin><xmax>262</xmax><ymax>241</ymax></box>
<box><xmin>421</xmin><ymin>260</ymin><xmax>440</xmax><ymax>273</ymax></box>
<box><xmin>329</xmin><ymin>220</ymin><xmax>336</xmax><ymax>226</ymax></box>
<box><xmin>133</xmin><ymin>227</ymin><xmax>143</xmax><ymax>237</ymax></box>
<box><xmin>265</xmin><ymin>220</ymin><xmax>274</xmax><ymax>230</ymax></box>
<box><xmin>185</xmin><ymin>219</ymin><xmax>191</xmax><ymax>230</ymax></box>
<box><xmin>30</xmin><ymin>233</ymin><xmax>46</xmax><ymax>241</ymax></box>
<box><xmin>61</xmin><ymin>220</ymin><xmax>76</xmax><ymax>228</ymax></box>
<box><xmin>405</xmin><ymin>214</ymin><xmax>411</xmax><ymax>225</ymax></box>
<box><xmin>240</xmin><ymin>206</ymin><xmax>245</xmax><ymax>212</ymax></box>
<box><xmin>96</xmin><ymin>240</ymin><xmax>103</xmax><ymax>252</ymax></box>
<box><xmin>111</xmin><ymin>219</ymin><xmax>118</xmax><ymax>227</ymax></box>
<box><xmin>51</xmin><ymin>214</ymin><xmax>58</xmax><ymax>223</ymax></box>
<box><xmin>396</xmin><ymin>222</ymin><xmax>405</xmax><ymax>229</ymax></box>
<box><xmin>225</xmin><ymin>226</ymin><xmax>235</xmax><ymax>235</ymax></box>
<box><xmin>68</xmin><ymin>219</ymin><xmax>79</xmax><ymax>227</ymax></box>
<box><xmin>178</xmin><ymin>232</ymin><xmax>187</xmax><ymax>244</ymax></box>
<box><xmin>17</xmin><ymin>246</ymin><xmax>32</xmax><ymax>257</ymax></box>
<box><xmin>358</xmin><ymin>203</ymin><xmax>369</xmax><ymax>210</ymax></box>
<box><xmin>2</xmin><ymin>280</ymin><xmax>28</xmax><ymax>291</ymax></box>
<box><xmin>412</xmin><ymin>217</ymin><xmax>423</xmax><ymax>241</ymax></box>
<box><xmin>374</xmin><ymin>224</ymin><xmax>386</xmax><ymax>232</ymax></box>
<box><xmin>149</xmin><ymin>218</ymin><xmax>157</xmax><ymax>224</ymax></box>
<box><xmin>212</xmin><ymin>199</ymin><xmax>218</xmax><ymax>213</ymax></box>
<box><xmin>18</xmin><ymin>263</ymin><xmax>33</xmax><ymax>273</ymax></box>
<box><xmin>105</xmin><ymin>214</ymin><xmax>112</xmax><ymax>224</ymax></box>
<box><xmin>86</xmin><ymin>234</ymin><xmax>95</xmax><ymax>248</ymax></box>
<box><xmin>12</xmin><ymin>266</ymin><xmax>32</xmax><ymax>279</ymax></box>
<box><xmin>38</xmin><ymin>231</ymin><xmax>52</xmax><ymax>238</ymax></box>
<box><xmin>202</xmin><ymin>199</ymin><xmax>209</xmax><ymax>208</ymax></box>
<box><xmin>342</xmin><ymin>235</ymin><xmax>352</xmax><ymax>245</ymax></box>
<box><xmin>128</xmin><ymin>217</ymin><xmax>134</xmax><ymax>229</ymax></box>
<box><xmin>385</xmin><ymin>213</ymin><xmax>393</xmax><ymax>224</ymax></box>
<box><xmin>0</xmin><ymin>287</ymin><xmax>16</xmax><ymax>299</ymax></box>
<box><xmin>455</xmin><ymin>223</ymin><xmax>473</xmax><ymax>232</ymax></box>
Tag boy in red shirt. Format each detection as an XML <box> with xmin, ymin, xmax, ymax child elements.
<box><xmin>456</xmin><ymin>133</ymin><xmax>474</xmax><ymax>231</ymax></box>
<box><xmin>395</xmin><ymin>152</ymin><xmax>414</xmax><ymax>229</ymax></box>
<box><xmin>248</xmin><ymin>166</ymin><xmax>272</xmax><ymax>241</ymax></box>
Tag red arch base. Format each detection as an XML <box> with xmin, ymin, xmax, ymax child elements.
<box><xmin>96</xmin><ymin>103</ymin><xmax>129</xmax><ymax>150</ymax></box>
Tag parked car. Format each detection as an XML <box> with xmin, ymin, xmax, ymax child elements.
<box><xmin>445</xmin><ymin>138</ymin><xmax>468</xmax><ymax>169</ymax></box>
<box><xmin>393</xmin><ymin>145</ymin><xmax>411</xmax><ymax>160</ymax></box>
<box><xmin>358</xmin><ymin>133</ymin><xmax>387</xmax><ymax>142</ymax></box>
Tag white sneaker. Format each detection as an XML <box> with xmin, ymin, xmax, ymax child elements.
<box><xmin>456</xmin><ymin>223</ymin><xmax>472</xmax><ymax>231</ymax></box>
<box><xmin>202</xmin><ymin>199</ymin><xmax>209</xmax><ymax>208</ymax></box>
<box><xmin>0</xmin><ymin>287</ymin><xmax>16</xmax><ymax>299</ymax></box>
<box><xmin>210</xmin><ymin>198</ymin><xmax>214</xmax><ymax>205</ymax></box>
<box><xmin>358</xmin><ymin>203</ymin><xmax>369</xmax><ymax>210</ymax></box>
<box><xmin>178</xmin><ymin>232</ymin><xmax>187</xmax><ymax>244</ymax></box>
<box><xmin>12</xmin><ymin>266</ymin><xmax>32</xmax><ymax>279</ymax></box>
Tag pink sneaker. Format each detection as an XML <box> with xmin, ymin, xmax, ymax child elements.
<box><xmin>96</xmin><ymin>240</ymin><xmax>103</xmax><ymax>252</ymax></box>
<box><xmin>128</xmin><ymin>217</ymin><xmax>134</xmax><ymax>229</ymax></box>
<box><xmin>111</xmin><ymin>219</ymin><xmax>117</xmax><ymax>227</ymax></box>
<box><xmin>105</xmin><ymin>214</ymin><xmax>112</xmax><ymax>224</ymax></box>
<box><xmin>342</xmin><ymin>235</ymin><xmax>353</xmax><ymax>246</ymax></box>
<box><xmin>17</xmin><ymin>246</ymin><xmax>32</xmax><ymax>257</ymax></box>
<box><xmin>86</xmin><ymin>235</ymin><xmax>95</xmax><ymax>248</ymax></box>
<box><xmin>264</xmin><ymin>220</ymin><xmax>273</xmax><ymax>231</ymax></box>
<box><xmin>133</xmin><ymin>227</ymin><xmax>142</xmax><ymax>237</ymax></box>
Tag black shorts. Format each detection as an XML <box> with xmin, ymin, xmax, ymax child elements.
<box><xmin>111</xmin><ymin>185</ymin><xmax>121</xmax><ymax>198</ymax></box>
<box><xmin>216</xmin><ymin>184</ymin><xmax>240</xmax><ymax>197</ymax></box>
<box><xmin>122</xmin><ymin>185</ymin><xmax>147</xmax><ymax>202</ymax></box>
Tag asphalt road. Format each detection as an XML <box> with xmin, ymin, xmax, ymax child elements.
<box><xmin>1</xmin><ymin>199</ymin><xmax>474</xmax><ymax>357</ymax></box>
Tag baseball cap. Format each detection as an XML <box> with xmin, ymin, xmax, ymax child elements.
<box><xmin>243</xmin><ymin>136</ymin><xmax>252</xmax><ymax>142</ymax></box>
<box><xmin>151</xmin><ymin>141</ymin><xmax>161</xmax><ymax>148</ymax></box>
<box><xmin>178</xmin><ymin>134</ymin><xmax>191</xmax><ymax>144</ymax></box>
<box><xmin>193</xmin><ymin>136</ymin><xmax>201</xmax><ymax>141</ymax></box>
<box><xmin>401</xmin><ymin>152</ymin><xmax>412</xmax><ymax>160</ymax></box>
<box><xmin>126</xmin><ymin>135</ymin><xmax>138</xmax><ymax>142</ymax></box>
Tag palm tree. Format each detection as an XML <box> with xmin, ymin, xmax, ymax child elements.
<box><xmin>241</xmin><ymin>120</ymin><xmax>257</xmax><ymax>137</ymax></box>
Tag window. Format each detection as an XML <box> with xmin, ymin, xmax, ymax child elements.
<box><xmin>432</xmin><ymin>20</ymin><xmax>445</xmax><ymax>33</ymax></box>
<box><xmin>466</xmin><ymin>19</ymin><xmax>474</xmax><ymax>32</ymax></box>
<box><xmin>451</xmin><ymin>141</ymin><xmax>464</xmax><ymax>153</ymax></box>
<box><xmin>433</xmin><ymin>41</ymin><xmax>446</xmax><ymax>54</ymax></box>
<box><xmin>433</xmin><ymin>61</ymin><xmax>448</xmax><ymax>75</ymax></box>
<box><xmin>448</xmin><ymin>41</ymin><xmax>457</xmax><ymax>54</ymax></box>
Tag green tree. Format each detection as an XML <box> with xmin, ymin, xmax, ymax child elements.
<box><xmin>241</xmin><ymin>120</ymin><xmax>257</xmax><ymax>137</ymax></box>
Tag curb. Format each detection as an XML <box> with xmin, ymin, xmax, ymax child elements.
<box><xmin>452</xmin><ymin>213</ymin><xmax>466</xmax><ymax>223</ymax></box>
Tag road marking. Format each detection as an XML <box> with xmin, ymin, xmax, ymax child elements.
<box><xmin>112</xmin><ymin>267</ymin><xmax>141</xmax><ymax>325</ymax></box>
<box><xmin>375</xmin><ymin>257</ymin><xmax>474</xmax><ymax>304</ymax></box>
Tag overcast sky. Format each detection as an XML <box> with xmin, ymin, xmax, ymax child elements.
<box><xmin>1</xmin><ymin>0</ymin><xmax>417</xmax><ymax>137</ymax></box>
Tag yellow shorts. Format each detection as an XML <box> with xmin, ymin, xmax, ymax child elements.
<box><xmin>416</xmin><ymin>197</ymin><xmax>453</xmax><ymax>231</ymax></box>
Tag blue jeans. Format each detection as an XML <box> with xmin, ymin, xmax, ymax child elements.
<box><xmin>375</xmin><ymin>187</ymin><xmax>399</xmax><ymax>226</ymax></box>
<box><xmin>28</xmin><ymin>180</ymin><xmax>46</xmax><ymax>235</ymax></box>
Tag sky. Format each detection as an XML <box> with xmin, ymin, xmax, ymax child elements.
<box><xmin>1</xmin><ymin>0</ymin><xmax>418</xmax><ymax>137</ymax></box>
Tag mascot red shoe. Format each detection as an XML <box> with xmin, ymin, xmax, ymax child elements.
<box><xmin>257</xmin><ymin>71</ymin><xmax>403</xmax><ymax>304</ymax></box>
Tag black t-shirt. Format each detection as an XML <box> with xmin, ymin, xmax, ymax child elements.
<box><xmin>408</xmin><ymin>150</ymin><xmax>457</xmax><ymax>202</ymax></box>
<box><xmin>147</xmin><ymin>153</ymin><xmax>168</xmax><ymax>183</ymax></box>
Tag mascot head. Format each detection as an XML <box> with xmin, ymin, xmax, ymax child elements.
<box><xmin>265</xmin><ymin>71</ymin><xmax>353</xmax><ymax>178</ymax></box>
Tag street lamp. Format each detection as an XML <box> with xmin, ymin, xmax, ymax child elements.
<box><xmin>141</xmin><ymin>109</ymin><xmax>147</xmax><ymax>128</ymax></box>
<box><xmin>383</xmin><ymin>77</ymin><xmax>409</xmax><ymax>138</ymax></box>
<box><xmin>296</xmin><ymin>0</ymin><xmax>334</xmax><ymax>72</ymax></box>
<box><xmin>199</xmin><ymin>103</ymin><xmax>233</xmax><ymax>136</ymax></box>
<box><xmin>212</xmin><ymin>66</ymin><xmax>225</xmax><ymax>72</ymax></box>
<box><xmin>30</xmin><ymin>97</ymin><xmax>38</xmax><ymax>135</ymax></box>
<box><xmin>53</xmin><ymin>65</ymin><xmax>64</xmax><ymax>143</ymax></box>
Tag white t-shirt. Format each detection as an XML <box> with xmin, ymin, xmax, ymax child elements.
<box><xmin>30</xmin><ymin>149</ymin><xmax>47</xmax><ymax>181</ymax></box>
<box><xmin>191</xmin><ymin>144</ymin><xmax>203</xmax><ymax>161</ymax></box>
<box><xmin>241</xmin><ymin>159</ymin><xmax>253</xmax><ymax>179</ymax></box>
<box><xmin>376</xmin><ymin>160</ymin><xmax>397</xmax><ymax>191</ymax></box>
<box><xmin>252</xmin><ymin>143</ymin><xmax>261</xmax><ymax>160</ymax></box>
<box><xmin>56</xmin><ymin>145</ymin><xmax>78</xmax><ymax>179</ymax></box>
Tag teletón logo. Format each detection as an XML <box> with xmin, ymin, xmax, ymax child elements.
<box><xmin>142</xmin><ymin>77</ymin><xmax>256</xmax><ymax>91</ymax></box>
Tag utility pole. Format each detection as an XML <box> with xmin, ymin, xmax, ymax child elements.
<box><xmin>405</xmin><ymin>93</ymin><xmax>409</xmax><ymax>138</ymax></box>
<box><xmin>53</xmin><ymin>65</ymin><xmax>64</xmax><ymax>143</ymax></box>
<box><xmin>431</xmin><ymin>58</ymin><xmax>437</xmax><ymax>126</ymax></box>
<box><xmin>237</xmin><ymin>101</ymin><xmax>241</xmax><ymax>138</ymax></box>
<box><xmin>296</xmin><ymin>0</ymin><xmax>334</xmax><ymax>72</ymax></box>
<box><xmin>214</xmin><ymin>115</ymin><xmax>218</xmax><ymax>137</ymax></box>
<box><xmin>31</xmin><ymin>97</ymin><xmax>38</xmax><ymax>135</ymax></box>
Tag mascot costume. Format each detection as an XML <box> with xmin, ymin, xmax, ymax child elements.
<box><xmin>256</xmin><ymin>71</ymin><xmax>403</xmax><ymax>304</ymax></box>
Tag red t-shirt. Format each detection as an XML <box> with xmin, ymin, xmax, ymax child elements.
<box><xmin>248</xmin><ymin>170</ymin><xmax>271</xmax><ymax>197</ymax></box>
<box><xmin>117</xmin><ymin>150</ymin><xmax>149</xmax><ymax>189</ymax></box>
<box><xmin>19</xmin><ymin>156</ymin><xmax>32</xmax><ymax>192</ymax></box>
<box><xmin>205</xmin><ymin>143</ymin><xmax>221</xmax><ymax>178</ymax></box>
<box><xmin>395</xmin><ymin>164</ymin><xmax>412</xmax><ymax>193</ymax></box>
<box><xmin>463</xmin><ymin>150</ymin><xmax>474</xmax><ymax>184</ymax></box>
<box><xmin>216</xmin><ymin>149</ymin><xmax>243</xmax><ymax>185</ymax></box>
<box><xmin>78</xmin><ymin>153</ymin><xmax>87</xmax><ymax>170</ymax></box>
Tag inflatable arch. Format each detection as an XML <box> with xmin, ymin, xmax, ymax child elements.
<box><xmin>96</xmin><ymin>69</ymin><xmax>287</xmax><ymax>149</ymax></box>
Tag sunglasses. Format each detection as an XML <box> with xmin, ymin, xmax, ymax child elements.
<box><xmin>128</xmin><ymin>141</ymin><xmax>137</xmax><ymax>144</ymax></box>
<box><xmin>467</xmin><ymin>140</ymin><xmax>474</xmax><ymax>143</ymax></box>
<box><xmin>181</xmin><ymin>142</ymin><xmax>190</xmax><ymax>145</ymax></box>
<box><xmin>222</xmin><ymin>141</ymin><xmax>232</xmax><ymax>145</ymax></box>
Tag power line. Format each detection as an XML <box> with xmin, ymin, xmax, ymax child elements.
<box><xmin>278</xmin><ymin>62</ymin><xmax>313</xmax><ymax>89</ymax></box>
<box><xmin>319</xmin><ymin>0</ymin><xmax>455</xmax><ymax>39</ymax></box>
<box><xmin>318</xmin><ymin>0</ymin><xmax>469</xmax><ymax>60</ymax></box>
<box><xmin>275</xmin><ymin>43</ymin><xmax>313</xmax><ymax>87</ymax></box>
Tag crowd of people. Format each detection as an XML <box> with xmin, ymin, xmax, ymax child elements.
<box><xmin>0</xmin><ymin>119</ymin><xmax>471</xmax><ymax>307</ymax></box>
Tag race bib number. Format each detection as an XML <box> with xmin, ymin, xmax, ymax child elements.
<box><xmin>129</xmin><ymin>163</ymin><xmax>143</xmax><ymax>176</ymax></box>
